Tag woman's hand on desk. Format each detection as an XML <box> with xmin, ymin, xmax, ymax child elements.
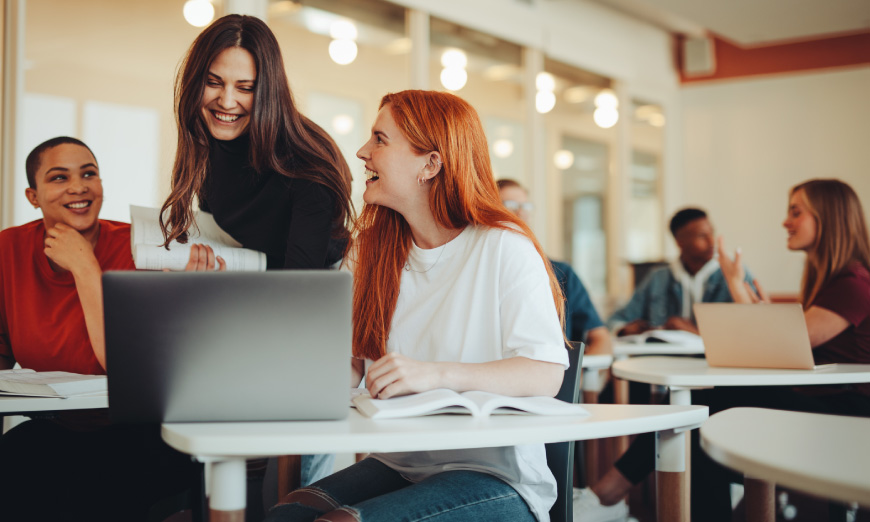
<box><xmin>366</xmin><ymin>353</ymin><xmax>442</xmax><ymax>399</ymax></box>
<box><xmin>663</xmin><ymin>316</ymin><xmax>699</xmax><ymax>334</ymax></box>
<box><xmin>43</xmin><ymin>223</ymin><xmax>99</xmax><ymax>276</ymax></box>
<box><xmin>184</xmin><ymin>244</ymin><xmax>226</xmax><ymax>272</ymax></box>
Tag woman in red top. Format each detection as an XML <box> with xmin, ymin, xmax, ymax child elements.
<box><xmin>0</xmin><ymin>137</ymin><xmax>206</xmax><ymax>522</ymax></box>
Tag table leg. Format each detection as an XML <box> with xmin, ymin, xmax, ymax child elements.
<box><xmin>655</xmin><ymin>428</ymin><xmax>689</xmax><ymax>522</ymax></box>
<box><xmin>744</xmin><ymin>476</ymin><xmax>775</xmax><ymax>522</ymax></box>
<box><xmin>582</xmin><ymin>384</ymin><xmax>600</xmax><ymax>485</ymax></box>
<box><xmin>209</xmin><ymin>458</ymin><xmax>247</xmax><ymax>522</ymax></box>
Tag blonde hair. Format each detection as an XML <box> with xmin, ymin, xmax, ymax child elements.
<box><xmin>792</xmin><ymin>179</ymin><xmax>870</xmax><ymax>306</ymax></box>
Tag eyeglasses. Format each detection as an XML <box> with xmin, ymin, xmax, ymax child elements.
<box><xmin>503</xmin><ymin>200</ymin><xmax>534</xmax><ymax>212</ymax></box>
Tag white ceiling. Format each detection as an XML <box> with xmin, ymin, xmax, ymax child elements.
<box><xmin>587</xmin><ymin>0</ymin><xmax>870</xmax><ymax>46</ymax></box>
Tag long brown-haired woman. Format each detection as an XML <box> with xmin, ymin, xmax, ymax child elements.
<box><xmin>161</xmin><ymin>14</ymin><xmax>353</xmax><ymax>269</ymax></box>
<box><xmin>160</xmin><ymin>13</ymin><xmax>353</xmax><ymax>489</ymax></box>
<box><xmin>265</xmin><ymin>90</ymin><xmax>568</xmax><ymax>522</ymax></box>
<box><xmin>577</xmin><ymin>179</ymin><xmax>870</xmax><ymax>522</ymax></box>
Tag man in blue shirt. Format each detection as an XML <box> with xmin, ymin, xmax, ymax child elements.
<box><xmin>608</xmin><ymin>207</ymin><xmax>754</xmax><ymax>336</ymax></box>
<box><xmin>497</xmin><ymin>179</ymin><xmax>612</xmax><ymax>356</ymax></box>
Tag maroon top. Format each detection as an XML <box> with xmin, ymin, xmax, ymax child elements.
<box><xmin>811</xmin><ymin>262</ymin><xmax>870</xmax><ymax>394</ymax></box>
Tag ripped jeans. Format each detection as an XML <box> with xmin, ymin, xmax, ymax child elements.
<box><xmin>263</xmin><ymin>457</ymin><xmax>536</xmax><ymax>522</ymax></box>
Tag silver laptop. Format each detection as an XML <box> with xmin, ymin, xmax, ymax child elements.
<box><xmin>104</xmin><ymin>270</ymin><xmax>351</xmax><ymax>422</ymax></box>
<box><xmin>694</xmin><ymin>303</ymin><xmax>832</xmax><ymax>370</ymax></box>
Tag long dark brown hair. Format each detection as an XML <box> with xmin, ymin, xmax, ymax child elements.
<box><xmin>160</xmin><ymin>14</ymin><xmax>353</xmax><ymax>245</ymax></box>
<box><xmin>347</xmin><ymin>90</ymin><xmax>565</xmax><ymax>360</ymax></box>
<box><xmin>792</xmin><ymin>179</ymin><xmax>870</xmax><ymax>307</ymax></box>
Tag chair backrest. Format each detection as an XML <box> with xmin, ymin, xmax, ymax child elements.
<box><xmin>547</xmin><ymin>341</ymin><xmax>585</xmax><ymax>522</ymax></box>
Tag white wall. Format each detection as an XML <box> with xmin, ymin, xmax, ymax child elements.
<box><xmin>680</xmin><ymin>66</ymin><xmax>870</xmax><ymax>294</ymax></box>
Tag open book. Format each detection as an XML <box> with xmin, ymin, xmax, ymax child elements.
<box><xmin>130</xmin><ymin>205</ymin><xmax>266</xmax><ymax>271</ymax></box>
<box><xmin>0</xmin><ymin>369</ymin><xmax>107</xmax><ymax>398</ymax></box>
<box><xmin>352</xmin><ymin>389</ymin><xmax>590</xmax><ymax>419</ymax></box>
<box><xmin>618</xmin><ymin>329</ymin><xmax>704</xmax><ymax>349</ymax></box>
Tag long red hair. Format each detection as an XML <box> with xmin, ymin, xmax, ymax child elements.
<box><xmin>348</xmin><ymin>90</ymin><xmax>564</xmax><ymax>360</ymax></box>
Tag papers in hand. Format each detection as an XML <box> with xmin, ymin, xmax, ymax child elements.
<box><xmin>619</xmin><ymin>329</ymin><xmax>705</xmax><ymax>349</ymax></box>
<box><xmin>352</xmin><ymin>388</ymin><xmax>590</xmax><ymax>419</ymax></box>
<box><xmin>0</xmin><ymin>369</ymin><xmax>107</xmax><ymax>398</ymax></box>
<box><xmin>130</xmin><ymin>205</ymin><xmax>266</xmax><ymax>271</ymax></box>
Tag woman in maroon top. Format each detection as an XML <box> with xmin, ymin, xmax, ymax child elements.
<box><xmin>577</xmin><ymin>179</ymin><xmax>870</xmax><ymax>522</ymax></box>
<box><xmin>720</xmin><ymin>178</ymin><xmax>870</xmax><ymax>373</ymax></box>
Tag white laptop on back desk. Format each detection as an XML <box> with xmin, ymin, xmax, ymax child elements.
<box><xmin>694</xmin><ymin>303</ymin><xmax>835</xmax><ymax>370</ymax></box>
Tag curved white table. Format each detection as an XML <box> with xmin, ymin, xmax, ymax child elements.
<box><xmin>701</xmin><ymin>408</ymin><xmax>870</xmax><ymax>521</ymax></box>
<box><xmin>162</xmin><ymin>404</ymin><xmax>708</xmax><ymax>522</ymax></box>
<box><xmin>611</xmin><ymin>356</ymin><xmax>870</xmax><ymax>405</ymax></box>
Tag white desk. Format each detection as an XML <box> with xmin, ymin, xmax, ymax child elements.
<box><xmin>162</xmin><ymin>404</ymin><xmax>708</xmax><ymax>522</ymax></box>
<box><xmin>701</xmin><ymin>408</ymin><xmax>870</xmax><ymax>521</ymax></box>
<box><xmin>611</xmin><ymin>356</ymin><xmax>870</xmax><ymax>405</ymax></box>
<box><xmin>580</xmin><ymin>354</ymin><xmax>614</xmax><ymax>395</ymax></box>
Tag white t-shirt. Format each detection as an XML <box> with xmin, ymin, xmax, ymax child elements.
<box><xmin>368</xmin><ymin>225</ymin><xmax>568</xmax><ymax>522</ymax></box>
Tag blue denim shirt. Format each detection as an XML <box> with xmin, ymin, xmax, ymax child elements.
<box><xmin>550</xmin><ymin>260</ymin><xmax>604</xmax><ymax>342</ymax></box>
<box><xmin>607</xmin><ymin>264</ymin><xmax>754</xmax><ymax>330</ymax></box>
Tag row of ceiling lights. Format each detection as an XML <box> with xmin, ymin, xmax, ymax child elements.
<box><xmin>182</xmin><ymin>4</ymin><xmax>625</xmax><ymax>130</ymax></box>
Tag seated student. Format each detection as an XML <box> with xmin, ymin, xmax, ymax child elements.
<box><xmin>497</xmin><ymin>179</ymin><xmax>612</xmax><ymax>356</ymax></box>
<box><xmin>608</xmin><ymin>207</ymin><xmax>754</xmax><ymax>336</ymax></box>
<box><xmin>577</xmin><ymin>178</ymin><xmax>870</xmax><ymax>522</ymax></box>
<box><xmin>0</xmin><ymin>137</ymin><xmax>211</xmax><ymax>522</ymax></box>
<box><xmin>264</xmin><ymin>90</ymin><xmax>568</xmax><ymax>522</ymax></box>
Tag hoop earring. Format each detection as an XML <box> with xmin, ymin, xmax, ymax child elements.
<box><xmin>417</xmin><ymin>176</ymin><xmax>425</xmax><ymax>186</ymax></box>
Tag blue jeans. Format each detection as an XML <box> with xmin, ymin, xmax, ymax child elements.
<box><xmin>300</xmin><ymin>453</ymin><xmax>335</xmax><ymax>485</ymax></box>
<box><xmin>264</xmin><ymin>457</ymin><xmax>536</xmax><ymax>522</ymax></box>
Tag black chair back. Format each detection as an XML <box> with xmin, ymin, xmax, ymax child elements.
<box><xmin>546</xmin><ymin>341</ymin><xmax>585</xmax><ymax>522</ymax></box>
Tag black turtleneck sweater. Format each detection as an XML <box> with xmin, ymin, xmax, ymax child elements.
<box><xmin>200</xmin><ymin>135</ymin><xmax>344</xmax><ymax>269</ymax></box>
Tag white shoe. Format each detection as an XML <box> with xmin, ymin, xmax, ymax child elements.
<box><xmin>572</xmin><ymin>487</ymin><xmax>629</xmax><ymax>522</ymax></box>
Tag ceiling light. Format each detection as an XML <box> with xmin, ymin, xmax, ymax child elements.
<box><xmin>593</xmin><ymin>106</ymin><xmax>619</xmax><ymax>128</ymax></box>
<box><xmin>332</xmin><ymin>115</ymin><xmax>354</xmax><ymax>135</ymax></box>
<box><xmin>536</xmin><ymin>72</ymin><xmax>555</xmax><ymax>92</ymax></box>
<box><xmin>183</xmin><ymin>0</ymin><xmax>214</xmax><ymax>27</ymax></box>
<box><xmin>440</xmin><ymin>67</ymin><xmax>468</xmax><ymax>91</ymax></box>
<box><xmin>554</xmin><ymin>150</ymin><xmax>575</xmax><ymax>170</ymax></box>
<box><xmin>330</xmin><ymin>20</ymin><xmax>358</xmax><ymax>40</ymax></box>
<box><xmin>536</xmin><ymin>90</ymin><xmax>556</xmax><ymax>114</ymax></box>
<box><xmin>440</xmin><ymin>49</ymin><xmax>468</xmax><ymax>69</ymax></box>
<box><xmin>648</xmin><ymin>113</ymin><xmax>666</xmax><ymax>127</ymax></box>
<box><xmin>329</xmin><ymin>39</ymin><xmax>358</xmax><ymax>65</ymax></box>
<box><xmin>493</xmin><ymin>139</ymin><xmax>514</xmax><ymax>159</ymax></box>
<box><xmin>594</xmin><ymin>89</ymin><xmax>618</xmax><ymax>108</ymax></box>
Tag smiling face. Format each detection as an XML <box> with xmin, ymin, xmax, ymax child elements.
<box><xmin>25</xmin><ymin>143</ymin><xmax>103</xmax><ymax>238</ymax></box>
<box><xmin>200</xmin><ymin>47</ymin><xmax>256</xmax><ymax>141</ymax></box>
<box><xmin>356</xmin><ymin>104</ymin><xmax>432</xmax><ymax>214</ymax></box>
<box><xmin>783</xmin><ymin>189</ymin><xmax>818</xmax><ymax>252</ymax></box>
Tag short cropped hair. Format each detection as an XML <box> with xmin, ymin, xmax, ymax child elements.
<box><xmin>496</xmin><ymin>179</ymin><xmax>525</xmax><ymax>192</ymax></box>
<box><xmin>669</xmin><ymin>207</ymin><xmax>707</xmax><ymax>237</ymax></box>
<box><xmin>25</xmin><ymin>136</ymin><xmax>96</xmax><ymax>189</ymax></box>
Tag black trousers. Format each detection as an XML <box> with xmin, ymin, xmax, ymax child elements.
<box><xmin>613</xmin><ymin>386</ymin><xmax>870</xmax><ymax>522</ymax></box>
<box><xmin>0</xmin><ymin>416</ymin><xmax>202</xmax><ymax>522</ymax></box>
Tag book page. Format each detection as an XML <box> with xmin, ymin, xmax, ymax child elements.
<box><xmin>0</xmin><ymin>372</ymin><xmax>106</xmax><ymax>397</ymax></box>
<box><xmin>130</xmin><ymin>205</ymin><xmax>266</xmax><ymax>271</ymax></box>
<box><xmin>352</xmin><ymin>389</ymin><xmax>478</xmax><ymax>418</ymax></box>
<box><xmin>461</xmin><ymin>391</ymin><xmax>590</xmax><ymax>417</ymax></box>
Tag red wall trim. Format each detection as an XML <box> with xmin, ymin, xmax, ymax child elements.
<box><xmin>677</xmin><ymin>31</ymin><xmax>870</xmax><ymax>84</ymax></box>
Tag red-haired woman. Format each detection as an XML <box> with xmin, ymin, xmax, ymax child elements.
<box><xmin>265</xmin><ymin>91</ymin><xmax>569</xmax><ymax>522</ymax></box>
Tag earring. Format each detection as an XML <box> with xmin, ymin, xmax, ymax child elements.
<box><xmin>417</xmin><ymin>176</ymin><xmax>425</xmax><ymax>186</ymax></box>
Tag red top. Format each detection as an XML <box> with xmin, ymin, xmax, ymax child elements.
<box><xmin>0</xmin><ymin>219</ymin><xmax>135</xmax><ymax>375</ymax></box>
<box><xmin>812</xmin><ymin>262</ymin><xmax>870</xmax><ymax>395</ymax></box>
